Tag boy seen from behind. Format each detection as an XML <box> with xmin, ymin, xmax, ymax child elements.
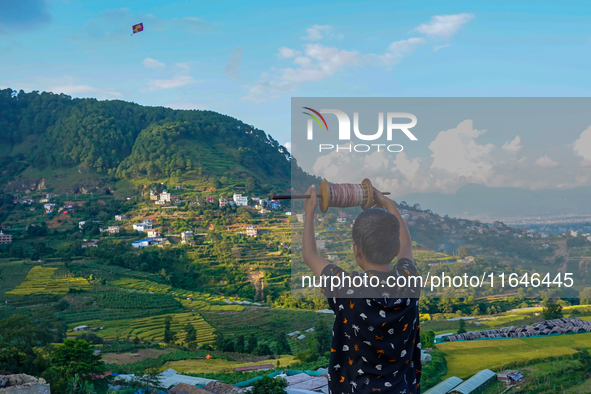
<box><xmin>302</xmin><ymin>184</ymin><xmax>421</xmax><ymax>394</ymax></box>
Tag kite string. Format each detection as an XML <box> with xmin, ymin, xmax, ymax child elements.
<box><xmin>328</xmin><ymin>183</ymin><xmax>367</xmax><ymax>207</ymax></box>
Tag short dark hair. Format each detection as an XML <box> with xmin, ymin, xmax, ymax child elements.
<box><xmin>352</xmin><ymin>208</ymin><xmax>400</xmax><ymax>266</ymax></box>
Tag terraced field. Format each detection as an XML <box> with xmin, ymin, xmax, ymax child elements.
<box><xmin>67</xmin><ymin>312</ymin><xmax>216</xmax><ymax>344</ymax></box>
<box><xmin>6</xmin><ymin>266</ymin><xmax>91</xmax><ymax>296</ymax></box>
<box><xmin>163</xmin><ymin>355</ymin><xmax>298</xmax><ymax>374</ymax></box>
<box><xmin>438</xmin><ymin>332</ymin><xmax>591</xmax><ymax>379</ymax></box>
<box><xmin>109</xmin><ymin>277</ymin><xmax>247</xmax><ymax>303</ymax></box>
<box><xmin>0</xmin><ymin>263</ymin><xmax>31</xmax><ymax>293</ymax></box>
<box><xmin>181</xmin><ymin>299</ymin><xmax>245</xmax><ymax>312</ymax></box>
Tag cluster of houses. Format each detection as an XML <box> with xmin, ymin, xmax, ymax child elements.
<box><xmin>42</xmin><ymin>202</ymin><xmax>75</xmax><ymax>215</ymax></box>
<box><xmin>150</xmin><ymin>190</ymin><xmax>179</xmax><ymax>205</ymax></box>
<box><xmin>78</xmin><ymin>221</ymin><xmax>120</xmax><ymax>235</ymax></box>
<box><xmin>131</xmin><ymin>220</ymin><xmax>164</xmax><ymax>249</ymax></box>
<box><xmin>218</xmin><ymin>194</ymin><xmax>281</xmax><ymax>212</ymax></box>
<box><xmin>12</xmin><ymin>193</ymin><xmax>57</xmax><ymax>205</ymax></box>
<box><xmin>146</xmin><ymin>189</ymin><xmax>282</xmax><ymax>214</ymax></box>
<box><xmin>570</xmin><ymin>230</ymin><xmax>591</xmax><ymax>242</ymax></box>
<box><xmin>129</xmin><ymin>219</ymin><xmax>195</xmax><ymax>248</ymax></box>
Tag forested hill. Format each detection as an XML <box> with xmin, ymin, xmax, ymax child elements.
<box><xmin>0</xmin><ymin>88</ymin><xmax>317</xmax><ymax>196</ymax></box>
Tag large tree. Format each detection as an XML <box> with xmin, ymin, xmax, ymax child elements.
<box><xmin>46</xmin><ymin>339</ymin><xmax>108</xmax><ymax>394</ymax></box>
<box><xmin>0</xmin><ymin>314</ymin><xmax>53</xmax><ymax>375</ymax></box>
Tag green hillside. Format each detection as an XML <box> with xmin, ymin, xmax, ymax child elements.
<box><xmin>0</xmin><ymin>88</ymin><xmax>317</xmax><ymax>196</ymax></box>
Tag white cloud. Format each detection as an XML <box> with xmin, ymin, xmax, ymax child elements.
<box><xmin>143</xmin><ymin>62</ymin><xmax>197</xmax><ymax>91</ymax></box>
<box><xmin>429</xmin><ymin>119</ymin><xmax>495</xmax><ymax>179</ymax></box>
<box><xmin>147</xmin><ymin>75</ymin><xmax>195</xmax><ymax>91</ymax></box>
<box><xmin>534</xmin><ymin>155</ymin><xmax>560</xmax><ymax>168</ymax></box>
<box><xmin>433</xmin><ymin>44</ymin><xmax>451</xmax><ymax>51</ymax></box>
<box><xmin>302</xmin><ymin>25</ymin><xmax>332</xmax><ymax>41</ymax></box>
<box><xmin>374</xmin><ymin>38</ymin><xmax>427</xmax><ymax>69</ymax></box>
<box><xmin>48</xmin><ymin>84</ymin><xmax>122</xmax><ymax>98</ymax></box>
<box><xmin>277</xmin><ymin>47</ymin><xmax>301</xmax><ymax>58</ymax></box>
<box><xmin>175</xmin><ymin>62</ymin><xmax>192</xmax><ymax>73</ymax></box>
<box><xmin>393</xmin><ymin>152</ymin><xmax>421</xmax><ymax>179</ymax></box>
<box><xmin>284</xmin><ymin>142</ymin><xmax>292</xmax><ymax>152</ymax></box>
<box><xmin>243</xmin><ymin>38</ymin><xmax>425</xmax><ymax>102</ymax></box>
<box><xmin>304</xmin><ymin>119</ymin><xmax>591</xmax><ymax>196</ymax></box>
<box><xmin>223</xmin><ymin>46</ymin><xmax>243</xmax><ymax>80</ymax></box>
<box><xmin>415</xmin><ymin>13</ymin><xmax>474</xmax><ymax>38</ymax></box>
<box><xmin>574</xmin><ymin>125</ymin><xmax>591</xmax><ymax>164</ymax></box>
<box><xmin>502</xmin><ymin>135</ymin><xmax>522</xmax><ymax>154</ymax></box>
<box><xmin>142</xmin><ymin>58</ymin><xmax>165</xmax><ymax>69</ymax></box>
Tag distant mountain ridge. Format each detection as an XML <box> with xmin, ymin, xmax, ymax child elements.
<box><xmin>404</xmin><ymin>183</ymin><xmax>591</xmax><ymax>224</ymax></box>
<box><xmin>0</xmin><ymin>88</ymin><xmax>318</xmax><ymax>195</ymax></box>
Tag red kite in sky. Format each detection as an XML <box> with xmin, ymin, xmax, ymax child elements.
<box><xmin>132</xmin><ymin>23</ymin><xmax>144</xmax><ymax>34</ymax></box>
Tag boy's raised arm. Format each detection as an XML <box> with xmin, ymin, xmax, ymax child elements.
<box><xmin>301</xmin><ymin>185</ymin><xmax>330</xmax><ymax>277</ymax></box>
<box><xmin>373</xmin><ymin>187</ymin><xmax>414</xmax><ymax>262</ymax></box>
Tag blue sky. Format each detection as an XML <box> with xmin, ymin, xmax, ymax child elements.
<box><xmin>2</xmin><ymin>0</ymin><xmax>591</xmax><ymax>150</ymax></box>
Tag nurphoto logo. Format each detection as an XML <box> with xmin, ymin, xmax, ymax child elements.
<box><xmin>302</xmin><ymin>107</ymin><xmax>418</xmax><ymax>153</ymax></box>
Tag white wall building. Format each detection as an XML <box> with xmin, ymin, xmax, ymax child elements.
<box><xmin>181</xmin><ymin>230</ymin><xmax>194</xmax><ymax>243</ymax></box>
<box><xmin>160</xmin><ymin>191</ymin><xmax>171</xmax><ymax>202</ymax></box>
<box><xmin>233</xmin><ymin>193</ymin><xmax>248</xmax><ymax>206</ymax></box>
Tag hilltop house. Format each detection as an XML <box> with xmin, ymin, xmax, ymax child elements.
<box><xmin>107</xmin><ymin>226</ymin><xmax>120</xmax><ymax>234</ymax></box>
<box><xmin>219</xmin><ymin>198</ymin><xmax>228</xmax><ymax>208</ymax></box>
<box><xmin>79</xmin><ymin>220</ymin><xmax>102</xmax><ymax>230</ymax></box>
<box><xmin>246</xmin><ymin>226</ymin><xmax>258</xmax><ymax>237</ymax></box>
<box><xmin>160</xmin><ymin>190</ymin><xmax>171</xmax><ymax>202</ymax></box>
<box><xmin>81</xmin><ymin>241</ymin><xmax>98</xmax><ymax>248</ymax></box>
<box><xmin>133</xmin><ymin>220</ymin><xmax>153</xmax><ymax>232</ymax></box>
<box><xmin>0</xmin><ymin>231</ymin><xmax>12</xmax><ymax>244</ymax></box>
<box><xmin>268</xmin><ymin>200</ymin><xmax>280</xmax><ymax>210</ymax></box>
<box><xmin>132</xmin><ymin>237</ymin><xmax>165</xmax><ymax>249</ymax></box>
<box><xmin>146</xmin><ymin>229</ymin><xmax>160</xmax><ymax>238</ymax></box>
<box><xmin>296</xmin><ymin>213</ymin><xmax>305</xmax><ymax>223</ymax></box>
<box><xmin>43</xmin><ymin>203</ymin><xmax>56</xmax><ymax>212</ymax></box>
<box><xmin>206</xmin><ymin>196</ymin><xmax>215</xmax><ymax>203</ymax></box>
<box><xmin>181</xmin><ymin>231</ymin><xmax>194</xmax><ymax>243</ymax></box>
<box><xmin>233</xmin><ymin>193</ymin><xmax>248</xmax><ymax>206</ymax></box>
<box><xmin>115</xmin><ymin>214</ymin><xmax>128</xmax><ymax>221</ymax></box>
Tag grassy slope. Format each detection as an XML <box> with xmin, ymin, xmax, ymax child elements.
<box><xmin>438</xmin><ymin>332</ymin><xmax>591</xmax><ymax>379</ymax></box>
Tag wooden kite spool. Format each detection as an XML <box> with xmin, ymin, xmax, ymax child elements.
<box><xmin>318</xmin><ymin>178</ymin><xmax>375</xmax><ymax>213</ymax></box>
<box><xmin>271</xmin><ymin>178</ymin><xmax>387</xmax><ymax>212</ymax></box>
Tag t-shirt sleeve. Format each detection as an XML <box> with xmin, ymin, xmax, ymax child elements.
<box><xmin>395</xmin><ymin>257</ymin><xmax>419</xmax><ymax>276</ymax></box>
<box><xmin>394</xmin><ymin>257</ymin><xmax>421</xmax><ymax>297</ymax></box>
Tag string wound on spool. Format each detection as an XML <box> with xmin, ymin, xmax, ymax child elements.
<box><xmin>318</xmin><ymin>178</ymin><xmax>374</xmax><ymax>213</ymax></box>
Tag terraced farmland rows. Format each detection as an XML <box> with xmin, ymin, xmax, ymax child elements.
<box><xmin>68</xmin><ymin>312</ymin><xmax>216</xmax><ymax>344</ymax></box>
<box><xmin>6</xmin><ymin>266</ymin><xmax>91</xmax><ymax>296</ymax></box>
<box><xmin>109</xmin><ymin>278</ymin><xmax>248</xmax><ymax>303</ymax></box>
<box><xmin>181</xmin><ymin>299</ymin><xmax>244</xmax><ymax>312</ymax></box>
<box><xmin>0</xmin><ymin>263</ymin><xmax>31</xmax><ymax>293</ymax></box>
